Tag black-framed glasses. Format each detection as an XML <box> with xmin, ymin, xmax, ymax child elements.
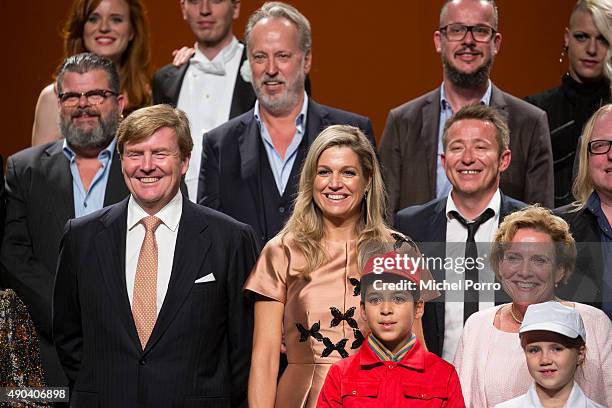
<box><xmin>588</xmin><ymin>140</ymin><xmax>612</xmax><ymax>155</ymax></box>
<box><xmin>440</xmin><ymin>24</ymin><xmax>496</xmax><ymax>42</ymax></box>
<box><xmin>58</xmin><ymin>89</ymin><xmax>118</xmax><ymax>107</ymax></box>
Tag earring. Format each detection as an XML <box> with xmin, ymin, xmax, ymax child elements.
<box><xmin>363</xmin><ymin>190</ymin><xmax>369</xmax><ymax>201</ymax></box>
<box><xmin>559</xmin><ymin>45</ymin><xmax>568</xmax><ymax>64</ymax></box>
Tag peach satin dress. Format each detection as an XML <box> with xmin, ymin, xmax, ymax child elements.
<box><xmin>245</xmin><ymin>235</ymin><xmax>367</xmax><ymax>408</ymax></box>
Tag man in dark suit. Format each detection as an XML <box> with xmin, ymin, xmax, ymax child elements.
<box><xmin>380</xmin><ymin>0</ymin><xmax>553</xmax><ymax>214</ymax></box>
<box><xmin>53</xmin><ymin>104</ymin><xmax>259</xmax><ymax>407</ymax></box>
<box><xmin>1</xmin><ymin>53</ymin><xmax>129</xmax><ymax>387</ymax></box>
<box><xmin>396</xmin><ymin>104</ymin><xmax>525</xmax><ymax>360</ymax></box>
<box><xmin>152</xmin><ymin>0</ymin><xmax>254</xmax><ymax>202</ymax></box>
<box><xmin>198</xmin><ymin>2</ymin><xmax>374</xmax><ymax>246</ymax></box>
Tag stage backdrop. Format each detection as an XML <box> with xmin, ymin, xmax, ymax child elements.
<box><xmin>1</xmin><ymin>0</ymin><xmax>574</xmax><ymax>159</ymax></box>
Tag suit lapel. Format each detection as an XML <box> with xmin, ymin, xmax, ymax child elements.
<box><xmin>490</xmin><ymin>85</ymin><xmax>509</xmax><ymax>121</ymax></box>
<box><xmin>145</xmin><ymin>201</ymin><xmax>210</xmax><ymax>353</ymax></box>
<box><xmin>229</xmin><ymin>47</ymin><xmax>256</xmax><ymax>119</ymax></box>
<box><xmin>104</xmin><ymin>150</ymin><xmax>129</xmax><ymax>206</ymax></box>
<box><xmin>41</xmin><ymin>142</ymin><xmax>75</xmax><ymax>223</ymax></box>
<box><xmin>238</xmin><ymin>112</ymin><xmax>265</xmax><ymax>235</ymax></box>
<box><xmin>95</xmin><ymin>199</ymin><xmax>141</xmax><ymax>349</ymax></box>
<box><xmin>165</xmin><ymin>63</ymin><xmax>190</xmax><ymax>106</ymax></box>
<box><xmin>422</xmin><ymin>90</ymin><xmax>442</xmax><ymax>199</ymax></box>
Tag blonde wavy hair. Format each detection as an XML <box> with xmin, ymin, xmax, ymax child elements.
<box><xmin>281</xmin><ymin>125</ymin><xmax>389</xmax><ymax>278</ymax></box>
<box><xmin>572</xmin><ymin>104</ymin><xmax>612</xmax><ymax>205</ymax></box>
<box><xmin>490</xmin><ymin>206</ymin><xmax>577</xmax><ymax>285</ymax></box>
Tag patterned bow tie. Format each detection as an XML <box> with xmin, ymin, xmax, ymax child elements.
<box><xmin>191</xmin><ymin>59</ymin><xmax>226</xmax><ymax>76</ymax></box>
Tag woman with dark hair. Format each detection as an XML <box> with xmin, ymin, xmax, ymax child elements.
<box><xmin>245</xmin><ymin>124</ymin><xmax>437</xmax><ymax>408</ymax></box>
<box><xmin>454</xmin><ymin>206</ymin><xmax>611</xmax><ymax>407</ymax></box>
<box><xmin>32</xmin><ymin>0</ymin><xmax>152</xmax><ymax>146</ymax></box>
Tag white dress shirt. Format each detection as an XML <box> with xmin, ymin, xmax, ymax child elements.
<box><xmin>126</xmin><ymin>191</ymin><xmax>182</xmax><ymax>315</ymax></box>
<box><xmin>442</xmin><ymin>189</ymin><xmax>501</xmax><ymax>362</ymax></box>
<box><xmin>495</xmin><ymin>383</ymin><xmax>605</xmax><ymax>408</ymax></box>
<box><xmin>177</xmin><ymin>37</ymin><xmax>244</xmax><ymax>201</ymax></box>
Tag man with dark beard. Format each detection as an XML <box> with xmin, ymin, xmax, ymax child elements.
<box><xmin>1</xmin><ymin>53</ymin><xmax>129</xmax><ymax>389</ymax></box>
<box><xmin>198</xmin><ymin>2</ymin><xmax>375</xmax><ymax>247</ymax></box>
<box><xmin>379</xmin><ymin>0</ymin><xmax>554</xmax><ymax>215</ymax></box>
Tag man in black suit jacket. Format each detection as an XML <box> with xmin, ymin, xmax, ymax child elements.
<box><xmin>395</xmin><ymin>105</ymin><xmax>526</xmax><ymax>359</ymax></box>
<box><xmin>380</xmin><ymin>0</ymin><xmax>553</xmax><ymax>214</ymax></box>
<box><xmin>198</xmin><ymin>2</ymin><xmax>374</xmax><ymax>246</ymax></box>
<box><xmin>152</xmin><ymin>0</ymin><xmax>255</xmax><ymax>203</ymax></box>
<box><xmin>53</xmin><ymin>104</ymin><xmax>259</xmax><ymax>407</ymax></box>
<box><xmin>1</xmin><ymin>54</ymin><xmax>129</xmax><ymax>387</ymax></box>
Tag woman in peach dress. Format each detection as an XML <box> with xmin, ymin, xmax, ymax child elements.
<box><xmin>245</xmin><ymin>125</ymin><xmax>435</xmax><ymax>408</ymax></box>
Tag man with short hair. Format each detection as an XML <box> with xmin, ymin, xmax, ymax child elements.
<box><xmin>380</xmin><ymin>0</ymin><xmax>553</xmax><ymax>214</ymax></box>
<box><xmin>53</xmin><ymin>104</ymin><xmax>259</xmax><ymax>407</ymax></box>
<box><xmin>153</xmin><ymin>0</ymin><xmax>255</xmax><ymax>201</ymax></box>
<box><xmin>199</xmin><ymin>1</ymin><xmax>375</xmax><ymax>246</ymax></box>
<box><xmin>1</xmin><ymin>53</ymin><xmax>129</xmax><ymax>387</ymax></box>
<box><xmin>396</xmin><ymin>104</ymin><xmax>526</xmax><ymax>361</ymax></box>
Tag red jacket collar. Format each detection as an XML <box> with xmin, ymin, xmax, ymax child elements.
<box><xmin>359</xmin><ymin>337</ymin><xmax>426</xmax><ymax>371</ymax></box>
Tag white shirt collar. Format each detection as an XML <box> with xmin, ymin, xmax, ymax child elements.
<box><xmin>445</xmin><ymin>188</ymin><xmax>501</xmax><ymax>221</ymax></box>
<box><xmin>127</xmin><ymin>190</ymin><xmax>182</xmax><ymax>232</ymax></box>
<box><xmin>192</xmin><ymin>36</ymin><xmax>240</xmax><ymax>65</ymax></box>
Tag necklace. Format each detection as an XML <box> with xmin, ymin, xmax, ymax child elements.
<box><xmin>509</xmin><ymin>304</ymin><xmax>523</xmax><ymax>324</ymax></box>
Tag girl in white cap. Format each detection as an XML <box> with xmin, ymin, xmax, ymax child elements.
<box><xmin>496</xmin><ymin>301</ymin><xmax>604</xmax><ymax>408</ymax></box>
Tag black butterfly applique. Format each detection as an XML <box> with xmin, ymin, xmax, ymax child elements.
<box><xmin>351</xmin><ymin>329</ymin><xmax>365</xmax><ymax>349</ymax></box>
<box><xmin>348</xmin><ymin>277</ymin><xmax>361</xmax><ymax>296</ymax></box>
<box><xmin>391</xmin><ymin>232</ymin><xmax>418</xmax><ymax>251</ymax></box>
<box><xmin>329</xmin><ymin>307</ymin><xmax>358</xmax><ymax>329</ymax></box>
<box><xmin>321</xmin><ymin>338</ymin><xmax>349</xmax><ymax>358</ymax></box>
<box><xmin>296</xmin><ymin>321</ymin><xmax>323</xmax><ymax>342</ymax></box>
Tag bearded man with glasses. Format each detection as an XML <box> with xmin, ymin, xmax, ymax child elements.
<box><xmin>379</xmin><ymin>0</ymin><xmax>554</xmax><ymax>216</ymax></box>
<box><xmin>557</xmin><ymin>104</ymin><xmax>612</xmax><ymax>319</ymax></box>
<box><xmin>0</xmin><ymin>53</ymin><xmax>129</xmax><ymax>389</ymax></box>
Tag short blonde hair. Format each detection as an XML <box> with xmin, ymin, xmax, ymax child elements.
<box><xmin>490</xmin><ymin>206</ymin><xmax>577</xmax><ymax>284</ymax></box>
<box><xmin>116</xmin><ymin>104</ymin><xmax>193</xmax><ymax>160</ymax></box>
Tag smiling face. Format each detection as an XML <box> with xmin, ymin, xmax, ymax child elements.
<box><xmin>565</xmin><ymin>9</ymin><xmax>609</xmax><ymax>83</ymax></box>
<box><xmin>361</xmin><ymin>286</ymin><xmax>424</xmax><ymax>354</ymax></box>
<box><xmin>442</xmin><ymin>118</ymin><xmax>510</xmax><ymax>201</ymax></box>
<box><xmin>59</xmin><ymin>69</ymin><xmax>125</xmax><ymax>150</ymax></box>
<box><xmin>524</xmin><ymin>340</ymin><xmax>584</xmax><ymax>396</ymax></box>
<box><xmin>313</xmin><ymin>146</ymin><xmax>370</xmax><ymax>229</ymax></box>
<box><xmin>499</xmin><ymin>228</ymin><xmax>564</xmax><ymax>306</ymax></box>
<box><xmin>588</xmin><ymin>110</ymin><xmax>612</xmax><ymax>199</ymax></box>
<box><xmin>434</xmin><ymin>0</ymin><xmax>501</xmax><ymax>88</ymax></box>
<box><xmin>121</xmin><ymin>127</ymin><xmax>190</xmax><ymax>215</ymax></box>
<box><xmin>181</xmin><ymin>0</ymin><xmax>239</xmax><ymax>49</ymax></box>
<box><xmin>249</xmin><ymin>16</ymin><xmax>310</xmax><ymax>116</ymax></box>
<box><xmin>83</xmin><ymin>0</ymin><xmax>134</xmax><ymax>63</ymax></box>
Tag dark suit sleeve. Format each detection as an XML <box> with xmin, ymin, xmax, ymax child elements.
<box><xmin>379</xmin><ymin>110</ymin><xmax>402</xmax><ymax>215</ymax></box>
<box><xmin>0</xmin><ymin>155</ymin><xmax>5</xmax><ymax>267</ymax></box>
<box><xmin>198</xmin><ymin>132</ymin><xmax>221</xmax><ymax>208</ymax></box>
<box><xmin>0</xmin><ymin>156</ymin><xmax>54</xmax><ymax>337</ymax></box>
<box><xmin>362</xmin><ymin>118</ymin><xmax>376</xmax><ymax>149</ymax></box>
<box><xmin>151</xmin><ymin>70</ymin><xmax>165</xmax><ymax>105</ymax></box>
<box><xmin>52</xmin><ymin>220</ymin><xmax>82</xmax><ymax>387</ymax></box>
<box><xmin>228</xmin><ymin>223</ymin><xmax>259</xmax><ymax>408</ymax></box>
<box><xmin>524</xmin><ymin>110</ymin><xmax>554</xmax><ymax>208</ymax></box>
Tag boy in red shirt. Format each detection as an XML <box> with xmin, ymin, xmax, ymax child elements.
<box><xmin>317</xmin><ymin>249</ymin><xmax>465</xmax><ymax>407</ymax></box>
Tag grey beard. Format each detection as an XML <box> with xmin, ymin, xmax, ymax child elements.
<box><xmin>60</xmin><ymin>110</ymin><xmax>119</xmax><ymax>150</ymax></box>
<box><xmin>443</xmin><ymin>55</ymin><xmax>492</xmax><ymax>89</ymax></box>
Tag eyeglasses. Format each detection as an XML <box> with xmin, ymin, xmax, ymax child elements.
<box><xmin>58</xmin><ymin>89</ymin><xmax>118</xmax><ymax>107</ymax></box>
<box><xmin>588</xmin><ymin>139</ymin><xmax>612</xmax><ymax>155</ymax></box>
<box><xmin>440</xmin><ymin>24</ymin><xmax>496</xmax><ymax>42</ymax></box>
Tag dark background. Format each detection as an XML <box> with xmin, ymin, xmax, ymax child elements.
<box><xmin>0</xmin><ymin>0</ymin><xmax>574</xmax><ymax>159</ymax></box>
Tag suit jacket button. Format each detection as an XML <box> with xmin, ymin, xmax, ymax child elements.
<box><xmin>139</xmin><ymin>358</ymin><xmax>147</xmax><ymax>365</ymax></box>
<box><xmin>278</xmin><ymin>206</ymin><xmax>285</xmax><ymax>213</ymax></box>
